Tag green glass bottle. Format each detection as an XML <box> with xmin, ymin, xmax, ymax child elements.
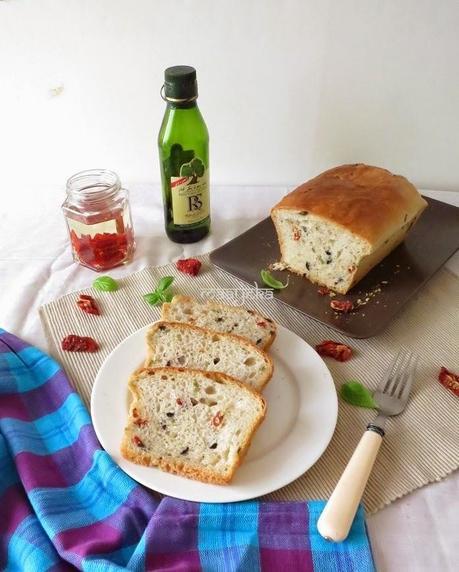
<box><xmin>158</xmin><ymin>66</ymin><xmax>210</xmax><ymax>243</ymax></box>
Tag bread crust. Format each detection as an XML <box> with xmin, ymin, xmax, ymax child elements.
<box><xmin>271</xmin><ymin>164</ymin><xmax>427</xmax><ymax>248</ymax></box>
<box><xmin>161</xmin><ymin>295</ymin><xmax>277</xmax><ymax>350</ymax></box>
<box><xmin>145</xmin><ymin>321</ymin><xmax>274</xmax><ymax>391</ymax></box>
<box><xmin>121</xmin><ymin>367</ymin><xmax>267</xmax><ymax>484</ymax></box>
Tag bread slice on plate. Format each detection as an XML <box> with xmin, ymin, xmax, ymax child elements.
<box><xmin>121</xmin><ymin>367</ymin><xmax>266</xmax><ymax>484</ymax></box>
<box><xmin>161</xmin><ymin>295</ymin><xmax>277</xmax><ymax>349</ymax></box>
<box><xmin>145</xmin><ymin>321</ymin><xmax>273</xmax><ymax>392</ymax></box>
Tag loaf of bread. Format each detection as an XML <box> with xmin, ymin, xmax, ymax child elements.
<box><xmin>145</xmin><ymin>321</ymin><xmax>273</xmax><ymax>391</ymax></box>
<box><xmin>271</xmin><ymin>164</ymin><xmax>427</xmax><ymax>294</ymax></box>
<box><xmin>161</xmin><ymin>295</ymin><xmax>277</xmax><ymax>349</ymax></box>
<box><xmin>121</xmin><ymin>367</ymin><xmax>266</xmax><ymax>484</ymax></box>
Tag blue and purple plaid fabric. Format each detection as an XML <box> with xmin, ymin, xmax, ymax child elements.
<box><xmin>0</xmin><ymin>328</ymin><xmax>375</xmax><ymax>571</ymax></box>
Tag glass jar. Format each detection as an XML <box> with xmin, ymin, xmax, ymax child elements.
<box><xmin>62</xmin><ymin>169</ymin><xmax>135</xmax><ymax>272</ymax></box>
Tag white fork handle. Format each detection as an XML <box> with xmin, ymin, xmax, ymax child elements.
<box><xmin>317</xmin><ymin>429</ymin><xmax>383</xmax><ymax>542</ymax></box>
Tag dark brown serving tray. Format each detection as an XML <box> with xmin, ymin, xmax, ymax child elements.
<box><xmin>210</xmin><ymin>197</ymin><xmax>459</xmax><ymax>338</ymax></box>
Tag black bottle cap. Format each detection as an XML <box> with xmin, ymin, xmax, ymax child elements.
<box><xmin>163</xmin><ymin>66</ymin><xmax>198</xmax><ymax>101</ymax></box>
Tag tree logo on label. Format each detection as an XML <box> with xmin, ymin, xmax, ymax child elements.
<box><xmin>180</xmin><ymin>157</ymin><xmax>205</xmax><ymax>184</ymax></box>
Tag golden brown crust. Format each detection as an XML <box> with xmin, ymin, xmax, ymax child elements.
<box><xmin>161</xmin><ymin>295</ymin><xmax>277</xmax><ymax>350</ymax></box>
<box><xmin>120</xmin><ymin>443</ymin><xmax>232</xmax><ymax>484</ymax></box>
<box><xmin>144</xmin><ymin>321</ymin><xmax>274</xmax><ymax>391</ymax></box>
<box><xmin>121</xmin><ymin>367</ymin><xmax>267</xmax><ymax>484</ymax></box>
<box><xmin>159</xmin><ymin>295</ymin><xmax>187</xmax><ymax>320</ymax></box>
<box><xmin>271</xmin><ymin>164</ymin><xmax>427</xmax><ymax>247</ymax></box>
<box><xmin>261</xmin><ymin>337</ymin><xmax>275</xmax><ymax>351</ymax></box>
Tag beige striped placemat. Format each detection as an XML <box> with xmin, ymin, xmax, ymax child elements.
<box><xmin>39</xmin><ymin>254</ymin><xmax>459</xmax><ymax>514</ymax></box>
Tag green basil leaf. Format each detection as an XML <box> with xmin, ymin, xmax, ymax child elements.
<box><xmin>156</xmin><ymin>276</ymin><xmax>174</xmax><ymax>293</ymax></box>
<box><xmin>260</xmin><ymin>269</ymin><xmax>288</xmax><ymax>290</ymax></box>
<box><xmin>92</xmin><ymin>276</ymin><xmax>118</xmax><ymax>292</ymax></box>
<box><xmin>340</xmin><ymin>381</ymin><xmax>377</xmax><ymax>409</ymax></box>
<box><xmin>157</xmin><ymin>291</ymin><xmax>166</xmax><ymax>303</ymax></box>
<box><xmin>162</xmin><ymin>291</ymin><xmax>174</xmax><ymax>303</ymax></box>
<box><xmin>143</xmin><ymin>291</ymin><xmax>161</xmax><ymax>306</ymax></box>
<box><xmin>156</xmin><ymin>290</ymin><xmax>174</xmax><ymax>304</ymax></box>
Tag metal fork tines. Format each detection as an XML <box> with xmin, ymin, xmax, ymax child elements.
<box><xmin>371</xmin><ymin>350</ymin><xmax>418</xmax><ymax>430</ymax></box>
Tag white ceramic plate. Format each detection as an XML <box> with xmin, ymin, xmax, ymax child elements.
<box><xmin>91</xmin><ymin>323</ymin><xmax>338</xmax><ymax>503</ymax></box>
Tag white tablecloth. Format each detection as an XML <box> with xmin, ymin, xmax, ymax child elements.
<box><xmin>1</xmin><ymin>184</ymin><xmax>458</xmax><ymax>571</ymax></box>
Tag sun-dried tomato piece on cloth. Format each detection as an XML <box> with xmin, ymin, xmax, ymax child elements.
<box><xmin>176</xmin><ymin>258</ymin><xmax>202</xmax><ymax>276</ymax></box>
<box><xmin>316</xmin><ymin>340</ymin><xmax>352</xmax><ymax>362</ymax></box>
<box><xmin>61</xmin><ymin>335</ymin><xmax>99</xmax><ymax>353</ymax></box>
<box><xmin>77</xmin><ymin>294</ymin><xmax>100</xmax><ymax>315</ymax></box>
<box><xmin>438</xmin><ymin>367</ymin><xmax>459</xmax><ymax>397</ymax></box>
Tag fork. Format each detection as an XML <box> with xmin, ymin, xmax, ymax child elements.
<box><xmin>317</xmin><ymin>350</ymin><xmax>418</xmax><ymax>542</ymax></box>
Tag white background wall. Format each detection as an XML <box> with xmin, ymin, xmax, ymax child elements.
<box><xmin>1</xmin><ymin>0</ymin><xmax>459</xmax><ymax>199</ymax></box>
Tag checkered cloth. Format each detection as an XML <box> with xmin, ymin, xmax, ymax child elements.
<box><xmin>0</xmin><ymin>329</ymin><xmax>375</xmax><ymax>571</ymax></box>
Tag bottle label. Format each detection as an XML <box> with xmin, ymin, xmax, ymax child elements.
<box><xmin>171</xmin><ymin>160</ymin><xmax>209</xmax><ymax>225</ymax></box>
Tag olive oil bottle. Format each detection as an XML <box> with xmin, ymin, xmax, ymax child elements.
<box><xmin>158</xmin><ymin>66</ymin><xmax>210</xmax><ymax>243</ymax></box>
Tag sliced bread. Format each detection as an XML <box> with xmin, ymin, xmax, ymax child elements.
<box><xmin>145</xmin><ymin>321</ymin><xmax>273</xmax><ymax>392</ymax></box>
<box><xmin>121</xmin><ymin>367</ymin><xmax>266</xmax><ymax>484</ymax></box>
<box><xmin>161</xmin><ymin>295</ymin><xmax>277</xmax><ymax>349</ymax></box>
<box><xmin>271</xmin><ymin>164</ymin><xmax>427</xmax><ymax>294</ymax></box>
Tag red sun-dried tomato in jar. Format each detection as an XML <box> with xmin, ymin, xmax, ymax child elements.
<box><xmin>62</xmin><ymin>170</ymin><xmax>135</xmax><ymax>271</ymax></box>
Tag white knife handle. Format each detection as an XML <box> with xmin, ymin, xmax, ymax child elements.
<box><xmin>317</xmin><ymin>428</ymin><xmax>383</xmax><ymax>542</ymax></box>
